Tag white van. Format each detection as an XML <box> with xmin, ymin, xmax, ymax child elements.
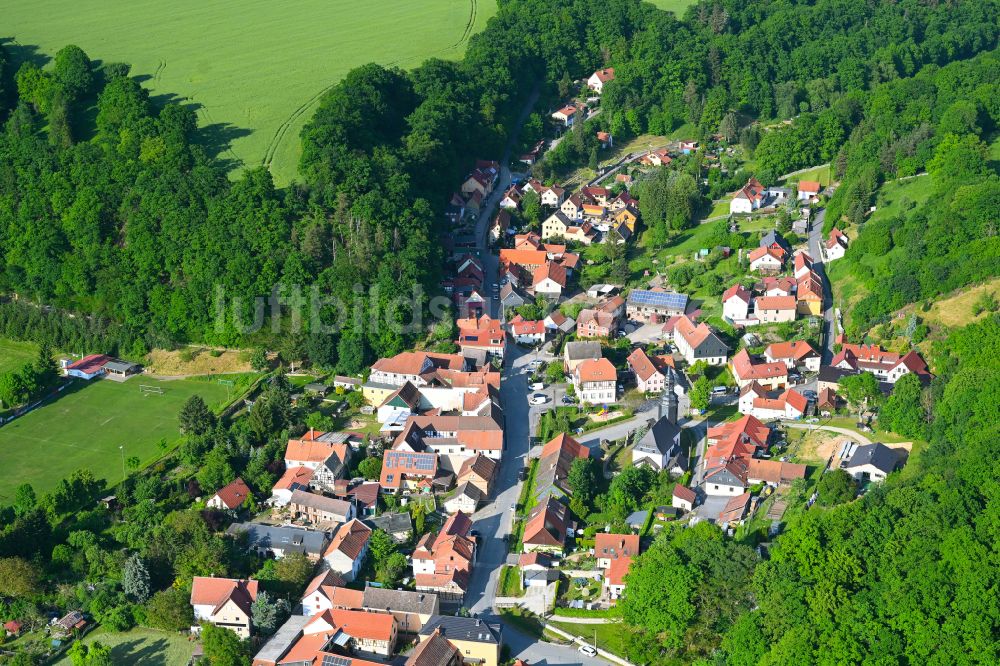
<box><xmin>712</xmin><ymin>386</ymin><xmax>728</xmax><ymax>395</ymax></box>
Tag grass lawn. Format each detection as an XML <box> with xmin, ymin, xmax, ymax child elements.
<box><xmin>6</xmin><ymin>0</ymin><xmax>495</xmax><ymax>186</ymax></box>
<box><xmin>0</xmin><ymin>337</ymin><xmax>37</xmax><ymax>374</ymax></box>
<box><xmin>870</xmin><ymin>174</ymin><xmax>933</xmax><ymax>223</ymax></box>
<box><xmin>647</xmin><ymin>0</ymin><xmax>697</xmax><ymax>15</ymax></box>
<box><xmin>781</xmin><ymin>163</ymin><xmax>833</xmax><ymax>187</ymax></box>
<box><xmin>498</xmin><ymin>565</ymin><xmax>525</xmax><ymax>597</ymax></box>
<box><xmin>0</xmin><ymin>375</ymin><xmax>236</xmax><ymax>501</ymax></box>
<box><xmin>550</xmin><ymin>620</ymin><xmax>625</xmax><ymax>655</ymax></box>
<box><xmin>54</xmin><ymin>627</ymin><xmax>197</xmax><ymax>666</ymax></box>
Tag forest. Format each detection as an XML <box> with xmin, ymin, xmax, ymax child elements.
<box><xmin>1</xmin><ymin>0</ymin><xmax>996</xmax><ymax>373</ymax></box>
<box><xmin>0</xmin><ymin>1</ymin><xmax>999</xmax><ymax>661</ymax></box>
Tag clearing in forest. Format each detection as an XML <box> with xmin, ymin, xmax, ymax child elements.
<box><xmin>4</xmin><ymin>0</ymin><xmax>496</xmax><ymax>186</ymax></box>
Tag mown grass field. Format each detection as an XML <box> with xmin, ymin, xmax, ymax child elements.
<box><xmin>54</xmin><ymin>627</ymin><xmax>196</xmax><ymax>666</ymax></box>
<box><xmin>5</xmin><ymin>0</ymin><xmax>496</xmax><ymax>185</ymax></box>
<box><xmin>648</xmin><ymin>0</ymin><xmax>697</xmax><ymax>14</ymax></box>
<box><xmin>0</xmin><ymin>375</ymin><xmax>235</xmax><ymax>501</ymax></box>
<box><xmin>0</xmin><ymin>337</ymin><xmax>37</xmax><ymax>374</ymax></box>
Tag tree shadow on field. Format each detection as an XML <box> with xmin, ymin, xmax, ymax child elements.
<box><xmin>111</xmin><ymin>637</ymin><xmax>175</xmax><ymax>665</ymax></box>
<box><xmin>198</xmin><ymin>121</ymin><xmax>252</xmax><ymax>171</ymax></box>
<box><xmin>0</xmin><ymin>38</ymin><xmax>50</xmax><ymax>69</ymax></box>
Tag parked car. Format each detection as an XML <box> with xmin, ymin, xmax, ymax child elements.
<box><xmin>712</xmin><ymin>386</ymin><xmax>728</xmax><ymax>395</ymax></box>
<box><xmin>561</xmin><ymin>396</ymin><xmax>575</xmax><ymax>404</ymax></box>
<box><xmin>529</xmin><ymin>382</ymin><xmax>545</xmax><ymax>391</ymax></box>
<box><xmin>578</xmin><ymin>645</ymin><xmax>598</xmax><ymax>657</ymax></box>
<box><xmin>529</xmin><ymin>394</ymin><xmax>548</xmax><ymax>405</ymax></box>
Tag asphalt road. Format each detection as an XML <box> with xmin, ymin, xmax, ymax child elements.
<box><xmin>806</xmin><ymin>207</ymin><xmax>836</xmax><ymax>364</ymax></box>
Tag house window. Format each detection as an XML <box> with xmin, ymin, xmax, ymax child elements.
<box><xmin>714</xmin><ymin>485</ymin><xmax>719</xmax><ymax>490</ymax></box>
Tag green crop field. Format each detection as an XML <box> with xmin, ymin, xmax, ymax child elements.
<box><xmin>0</xmin><ymin>375</ymin><xmax>236</xmax><ymax>501</ymax></box>
<box><xmin>5</xmin><ymin>0</ymin><xmax>496</xmax><ymax>186</ymax></box>
<box><xmin>0</xmin><ymin>337</ymin><xmax>37</xmax><ymax>374</ymax></box>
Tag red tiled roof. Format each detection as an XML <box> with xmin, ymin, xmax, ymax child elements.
<box><xmin>605</xmin><ymin>555</ymin><xmax>632</xmax><ymax>586</ymax></box>
<box><xmin>190</xmin><ymin>577</ymin><xmax>258</xmax><ymax>615</ymax></box>
<box><xmin>575</xmin><ymin>357</ymin><xmax>616</xmax><ymax>383</ymax></box>
<box><xmin>325</xmin><ymin>520</ymin><xmax>371</xmax><ymax>561</ymax></box>
<box><xmin>673</xmin><ymin>484</ymin><xmax>696</xmax><ymax>503</ymax></box>
<box><xmin>755</xmin><ymin>295</ymin><xmax>797</xmax><ymax>311</ymax></box>
<box><xmin>273</xmin><ymin>466</ymin><xmax>314</xmax><ymax>491</ymax></box>
<box><xmin>731</xmin><ymin>349</ymin><xmax>787</xmax><ymax>381</ymax></box>
<box><xmin>211</xmin><ymin>478</ymin><xmax>251</xmax><ymax>510</ymax></box>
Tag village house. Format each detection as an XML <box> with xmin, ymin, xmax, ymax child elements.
<box><xmin>748</xmin><ymin>246</ymin><xmax>785</xmax><ymax>274</ymax></box>
<box><xmin>456</xmin><ymin>315</ymin><xmax>506</xmax><ymax>359</ymax></box>
<box><xmin>490</xmin><ymin>210</ymin><xmax>511</xmax><ymax>244</ymax></box>
<box><xmin>797</xmin><ymin>180</ymin><xmax>821</xmax><ymax>200</ymax></box>
<box><xmin>305</xmin><ymin>608</ymin><xmax>398</xmax><ymax>656</ymax></box>
<box><xmin>417</xmin><ymin>617</ymin><xmax>502</xmax><ymax>666</ymax></box>
<box><xmin>324</xmin><ymin>519</ymin><xmax>372</xmax><ymax>582</ymax></box>
<box><xmin>540</xmin><ymin>185</ymin><xmax>566</xmax><ymax>207</ymax></box>
<box><xmin>228</xmin><ymin>522</ymin><xmax>329</xmax><ymax>561</ymax></box>
<box><xmin>718</xmin><ymin>492</ymin><xmax>751</xmax><ymax>525</ymax></box>
<box><xmin>832</xmin><ymin>344</ymin><xmax>931</xmax><ymax>384</ymax></box>
<box><xmin>406</xmin><ymin>630</ymin><xmax>463</xmax><ymax>666</ymax></box>
<box><xmin>522</xmin><ymin>496</ymin><xmax>570</xmax><ymax>554</ymax></box>
<box><xmin>207</xmin><ymin>478</ymin><xmax>251</xmax><ymax>511</ymax></box>
<box><xmin>551</xmin><ymin>105</ymin><xmax>577</xmax><ymax>127</ymax></box>
<box><xmin>597</xmin><ymin>130</ymin><xmax>613</xmax><ymax>148</ymax></box>
<box><xmin>765</xmin><ymin>340</ymin><xmax>821</xmax><ymax>373</ymax></box>
<box><xmin>674</xmin><ymin>315</ymin><xmax>728</xmax><ymax>366</ymax></box>
<box><xmin>393</xmin><ymin>411</ymin><xmax>504</xmax><ymax>469</ymax></box>
<box><xmin>702</xmin><ymin>415</ymin><xmax>771</xmax><ymax>496</ymax></box>
<box><xmin>793</xmin><ymin>251</ymin><xmax>814</xmax><ymax>280</ymax></box>
<box><xmin>288</xmin><ymin>490</ymin><xmax>355</xmax><ymax>526</ymax></box>
<box><xmin>796</xmin><ymin>272</ymin><xmax>824</xmax><ymax>316</ymax></box>
<box><xmin>270</xmin><ymin>466</ymin><xmax>314</xmax><ymax>506</ymax></box>
<box><xmin>754</xmin><ymin>295</ymin><xmax>797</xmax><ymax>323</ymax></box>
<box><xmin>722</xmin><ymin>284</ymin><xmax>753</xmax><ymax>323</ymax></box>
<box><xmin>544</xmin><ymin>310</ymin><xmax>575</xmax><ymax>333</ymax></box>
<box><xmin>613</xmin><ymin>206</ymin><xmax>639</xmax><ymax>233</ymax></box>
<box><xmin>627</xmin><ymin>348</ymin><xmax>675</xmax><ymax>393</ymax></box>
<box><xmin>746</xmin><ymin>458</ymin><xmax>807</xmax><ymax>487</ymax></box>
<box><xmin>730</xmin><ymin>177</ymin><xmax>765</xmax><ymax>214</ymax></box>
<box><xmin>509</xmin><ymin>315</ymin><xmax>546</xmax><ymax>345</ymax></box>
<box><xmin>573</xmin><ymin>357</ymin><xmax>618</xmax><ymax>405</ymax></box>
<box><xmin>190</xmin><ymin>577</ymin><xmax>259</xmax><ymax>638</ymax></box>
<box><xmin>679</xmin><ymin>140</ymin><xmax>698</xmax><ymax>154</ymax></box>
<box><xmin>541</xmin><ymin>211</ymin><xmax>596</xmax><ymax>244</ymax></box>
<box><xmin>560</xmin><ymin>193</ymin><xmax>584</xmax><ymax>219</ymax></box>
<box><xmin>587</xmin><ymin>67</ymin><xmax>615</xmax><ymax>93</ymax></box>
<box><xmin>369</xmin><ymin>351</ymin><xmax>469</xmax><ymax>389</ymax></box>
<box><xmin>825</xmin><ymin>227</ymin><xmax>849</xmax><ymax>261</ymax></box>
<box><xmin>738</xmin><ymin>383</ymin><xmax>808</xmax><ymax>420</ymax></box>
<box><xmin>576</xmin><ymin>307</ymin><xmax>616</xmax><ymax>339</ymax></box>
<box><xmin>626</xmin><ymin>289</ymin><xmax>689</xmax><ymax>322</ymax></box>
<box><xmin>595</xmin><ymin>533</ymin><xmax>640</xmax><ymax>570</ymax></box>
<box><xmin>672</xmin><ymin>484</ymin><xmax>696</xmax><ymax>512</ymax></box>
<box><xmin>532</xmin><ymin>261</ymin><xmax>568</xmax><ymax>298</ymax></box>
<box><xmin>443</xmin><ymin>482</ymin><xmax>484</xmax><ymax>514</ymax></box>
<box><xmin>533</xmin><ymin>433</ymin><xmax>589</xmax><ymax>502</ymax></box>
<box><xmin>499</xmin><ymin>187</ymin><xmax>521</xmax><ymax>210</ymax></box>
<box><xmin>284</xmin><ymin>432</ymin><xmax>353</xmax><ymax>493</ymax></box>
<box><xmin>380</xmin><ymin>450</ymin><xmax>440</xmax><ymax>492</ymax></box>
<box><xmin>761</xmin><ymin>275</ymin><xmax>796</xmax><ymax>297</ymax></box>
<box><xmin>456</xmin><ymin>454</ymin><xmax>497</xmax><ymax>497</ymax></box>
<box><xmin>301</xmin><ymin>570</ymin><xmax>350</xmax><ymax>617</ymax></box>
<box><xmin>843</xmin><ymin>443</ymin><xmax>902</xmax><ymax>483</ymax></box>
<box><xmin>564</xmin><ymin>340</ymin><xmax>602</xmax><ymax>372</ymax></box>
<box><xmin>518</xmin><ymin>552</ymin><xmax>559</xmax><ymax>589</ymax></box>
<box><xmin>640</xmin><ymin>147</ymin><xmax>671</xmax><ymax>167</ymax></box>
<box><xmin>731</xmin><ymin>349</ymin><xmax>788</xmax><ymax>390</ymax></box>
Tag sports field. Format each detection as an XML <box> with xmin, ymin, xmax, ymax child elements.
<box><xmin>4</xmin><ymin>0</ymin><xmax>496</xmax><ymax>185</ymax></box>
<box><xmin>0</xmin><ymin>375</ymin><xmax>235</xmax><ymax>501</ymax></box>
<box><xmin>0</xmin><ymin>337</ymin><xmax>37</xmax><ymax>374</ymax></box>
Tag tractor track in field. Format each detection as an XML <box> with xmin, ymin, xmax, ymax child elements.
<box><xmin>260</xmin><ymin>0</ymin><xmax>481</xmax><ymax>174</ymax></box>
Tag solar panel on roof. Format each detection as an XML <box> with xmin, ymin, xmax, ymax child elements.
<box><xmin>322</xmin><ymin>655</ymin><xmax>351</xmax><ymax>666</ymax></box>
<box><xmin>628</xmin><ymin>290</ymin><xmax>688</xmax><ymax>308</ymax></box>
